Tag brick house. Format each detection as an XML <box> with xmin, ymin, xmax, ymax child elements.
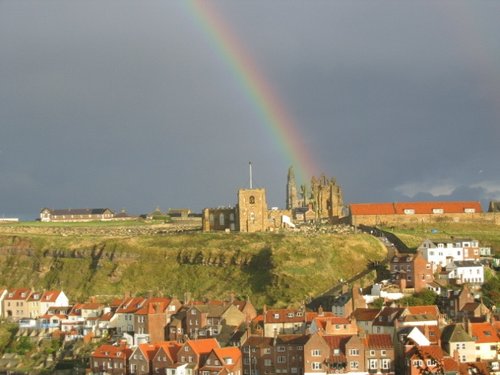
<box><xmin>345</xmin><ymin>333</ymin><xmax>395</xmax><ymax>374</ymax></box>
<box><xmin>129</xmin><ymin>343</ymin><xmax>160</xmax><ymax>375</ymax></box>
<box><xmin>150</xmin><ymin>341</ymin><xmax>182</xmax><ymax>375</ymax></box>
<box><xmin>177</xmin><ymin>338</ymin><xmax>220</xmax><ymax>375</ymax></box>
<box><xmin>390</xmin><ymin>253</ymin><xmax>433</xmax><ymax>292</ymax></box>
<box><xmin>90</xmin><ymin>342</ymin><xmax>132</xmax><ymax>375</ymax></box>
<box><xmin>134</xmin><ymin>297</ymin><xmax>182</xmax><ymax>343</ymax></box>
<box><xmin>308</xmin><ymin>315</ymin><xmax>358</xmax><ymax>336</ymax></box>
<box><xmin>438</xmin><ymin>285</ymin><xmax>475</xmax><ymax>320</ymax></box>
<box><xmin>331</xmin><ymin>284</ymin><xmax>367</xmax><ymax>318</ymax></box>
<box><xmin>322</xmin><ymin>335</ymin><xmax>353</xmax><ymax>373</ymax></box>
<box><xmin>371</xmin><ymin>307</ymin><xmax>406</xmax><ymax>335</ymax></box>
<box><xmin>263</xmin><ymin>306</ymin><xmax>307</xmax><ymax>337</ymax></box>
<box><xmin>183</xmin><ymin>302</ymin><xmax>246</xmax><ymax>339</ymax></box>
<box><xmin>198</xmin><ymin>347</ymin><xmax>242</xmax><ymax>375</ymax></box>
<box><xmin>303</xmin><ymin>332</ymin><xmax>331</xmax><ymax>374</ymax></box>
<box><xmin>352</xmin><ymin>308</ymin><xmax>380</xmax><ymax>334</ymax></box>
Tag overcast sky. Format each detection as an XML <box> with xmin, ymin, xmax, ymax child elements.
<box><xmin>1</xmin><ymin>0</ymin><xmax>500</xmax><ymax>219</ymax></box>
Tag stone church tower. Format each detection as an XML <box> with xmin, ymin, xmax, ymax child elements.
<box><xmin>237</xmin><ymin>188</ymin><xmax>268</xmax><ymax>232</ymax></box>
<box><xmin>311</xmin><ymin>174</ymin><xmax>344</xmax><ymax>221</ymax></box>
<box><xmin>286</xmin><ymin>166</ymin><xmax>299</xmax><ymax>210</ymax></box>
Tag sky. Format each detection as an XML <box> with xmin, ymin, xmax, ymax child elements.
<box><xmin>1</xmin><ymin>0</ymin><xmax>500</xmax><ymax>220</ymax></box>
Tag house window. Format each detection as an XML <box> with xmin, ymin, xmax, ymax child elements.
<box><xmin>277</xmin><ymin>356</ymin><xmax>286</xmax><ymax>363</ymax></box>
<box><xmin>274</xmin><ymin>313</ymin><xmax>280</xmax><ymax>319</ymax></box>
<box><xmin>311</xmin><ymin>362</ymin><xmax>321</xmax><ymax>370</ymax></box>
<box><xmin>277</xmin><ymin>346</ymin><xmax>285</xmax><ymax>352</ymax></box>
<box><xmin>264</xmin><ymin>348</ymin><xmax>271</xmax><ymax>354</ymax></box>
<box><xmin>350</xmin><ymin>349</ymin><xmax>359</xmax><ymax>356</ymax></box>
<box><xmin>432</xmin><ymin>208</ymin><xmax>444</xmax><ymax>214</ymax></box>
<box><xmin>219</xmin><ymin>213</ymin><xmax>225</xmax><ymax>226</ymax></box>
<box><xmin>369</xmin><ymin>359</ymin><xmax>378</xmax><ymax>369</ymax></box>
<box><xmin>382</xmin><ymin>359</ymin><xmax>390</xmax><ymax>369</ymax></box>
<box><xmin>350</xmin><ymin>361</ymin><xmax>359</xmax><ymax>369</ymax></box>
<box><xmin>264</xmin><ymin>359</ymin><xmax>272</xmax><ymax>367</ymax></box>
<box><xmin>369</xmin><ymin>350</ymin><xmax>376</xmax><ymax>357</ymax></box>
<box><xmin>311</xmin><ymin>349</ymin><xmax>321</xmax><ymax>356</ymax></box>
<box><xmin>249</xmin><ymin>196</ymin><xmax>255</xmax><ymax>204</ymax></box>
<box><xmin>404</xmin><ymin>209</ymin><xmax>415</xmax><ymax>215</ymax></box>
<box><xmin>464</xmin><ymin>208</ymin><xmax>475</xmax><ymax>213</ymax></box>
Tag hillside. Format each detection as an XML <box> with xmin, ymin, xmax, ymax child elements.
<box><xmin>380</xmin><ymin>222</ymin><xmax>500</xmax><ymax>252</ymax></box>
<box><xmin>0</xmin><ymin>223</ymin><xmax>386</xmax><ymax>307</ymax></box>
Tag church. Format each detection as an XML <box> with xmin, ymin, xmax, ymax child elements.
<box><xmin>202</xmin><ymin>166</ymin><xmax>344</xmax><ymax>232</ymax></box>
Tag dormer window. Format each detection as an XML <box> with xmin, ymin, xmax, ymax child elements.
<box><xmin>274</xmin><ymin>313</ymin><xmax>280</xmax><ymax>319</ymax></box>
<box><xmin>432</xmin><ymin>208</ymin><xmax>443</xmax><ymax>214</ymax></box>
<box><xmin>464</xmin><ymin>208</ymin><xmax>475</xmax><ymax>213</ymax></box>
<box><xmin>404</xmin><ymin>209</ymin><xmax>415</xmax><ymax>215</ymax></box>
<box><xmin>296</xmin><ymin>312</ymin><xmax>303</xmax><ymax>317</ymax></box>
<box><xmin>287</xmin><ymin>313</ymin><xmax>294</xmax><ymax>318</ymax></box>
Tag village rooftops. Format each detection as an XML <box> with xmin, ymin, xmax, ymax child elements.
<box><xmin>441</xmin><ymin>324</ymin><xmax>475</xmax><ymax>343</ymax></box>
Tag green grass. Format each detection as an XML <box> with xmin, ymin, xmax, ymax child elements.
<box><xmin>0</xmin><ymin>230</ymin><xmax>386</xmax><ymax>308</ymax></box>
<box><xmin>381</xmin><ymin>222</ymin><xmax>500</xmax><ymax>252</ymax></box>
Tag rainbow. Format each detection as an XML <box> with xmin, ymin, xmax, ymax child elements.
<box><xmin>183</xmin><ymin>0</ymin><xmax>320</xmax><ymax>184</ymax></box>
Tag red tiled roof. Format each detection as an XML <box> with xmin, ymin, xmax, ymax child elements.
<box><xmin>366</xmin><ymin>334</ymin><xmax>392</xmax><ymax>348</ymax></box>
<box><xmin>40</xmin><ymin>290</ymin><xmax>62</xmax><ymax>303</ymax></box>
<box><xmin>80</xmin><ymin>303</ymin><xmax>103</xmax><ymax>310</ymax></box>
<box><xmin>394</xmin><ymin>201</ymin><xmax>482</xmax><ymax>215</ymax></box>
<box><xmin>99</xmin><ymin>312</ymin><xmax>114</xmax><ymax>321</ymax></box>
<box><xmin>116</xmin><ymin>297</ymin><xmax>146</xmax><ymax>314</ymax></box>
<box><xmin>407</xmin><ymin>345</ymin><xmax>445</xmax><ymax>361</ymax></box>
<box><xmin>138</xmin><ymin>343</ymin><xmax>160</xmax><ymax>361</ymax></box>
<box><xmin>323</xmin><ymin>335</ymin><xmax>352</xmax><ymax>362</ymax></box>
<box><xmin>470</xmin><ymin>322</ymin><xmax>499</xmax><ymax>343</ymax></box>
<box><xmin>407</xmin><ymin>305</ymin><xmax>439</xmax><ymax>317</ymax></box>
<box><xmin>135</xmin><ymin>297</ymin><xmax>171</xmax><ymax>315</ymax></box>
<box><xmin>187</xmin><ymin>338</ymin><xmax>220</xmax><ymax>355</ymax></box>
<box><xmin>352</xmin><ymin>308</ymin><xmax>380</xmax><ymax>321</ymax></box>
<box><xmin>156</xmin><ymin>341</ymin><xmax>182</xmax><ymax>362</ymax></box>
<box><xmin>350</xmin><ymin>201</ymin><xmax>482</xmax><ymax>216</ymax></box>
<box><xmin>213</xmin><ymin>347</ymin><xmax>241</xmax><ymax>367</ymax></box>
<box><xmin>242</xmin><ymin>336</ymin><xmax>273</xmax><ymax>348</ymax></box>
<box><xmin>92</xmin><ymin>344</ymin><xmax>132</xmax><ymax>359</ymax></box>
<box><xmin>265</xmin><ymin>308</ymin><xmax>306</xmax><ymax>323</ymax></box>
<box><xmin>442</xmin><ymin>357</ymin><xmax>460</xmax><ymax>371</ymax></box>
<box><xmin>4</xmin><ymin>288</ymin><xmax>32</xmax><ymax>301</ymax></box>
<box><xmin>350</xmin><ymin>203</ymin><xmax>396</xmax><ymax>216</ymax></box>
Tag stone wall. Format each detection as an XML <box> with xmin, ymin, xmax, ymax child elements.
<box><xmin>350</xmin><ymin>212</ymin><xmax>500</xmax><ymax>227</ymax></box>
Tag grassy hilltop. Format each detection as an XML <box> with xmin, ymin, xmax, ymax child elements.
<box><xmin>381</xmin><ymin>222</ymin><xmax>500</xmax><ymax>252</ymax></box>
<box><xmin>0</xmin><ymin>222</ymin><xmax>385</xmax><ymax>307</ymax></box>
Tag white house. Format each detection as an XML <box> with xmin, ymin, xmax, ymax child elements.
<box><xmin>445</xmin><ymin>261</ymin><xmax>484</xmax><ymax>284</ymax></box>
<box><xmin>418</xmin><ymin>238</ymin><xmax>481</xmax><ymax>270</ymax></box>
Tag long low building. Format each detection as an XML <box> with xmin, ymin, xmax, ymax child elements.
<box><xmin>349</xmin><ymin>201</ymin><xmax>483</xmax><ymax>226</ymax></box>
<box><xmin>40</xmin><ymin>208</ymin><xmax>115</xmax><ymax>222</ymax></box>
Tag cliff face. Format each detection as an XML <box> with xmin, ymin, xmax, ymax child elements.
<box><xmin>0</xmin><ymin>231</ymin><xmax>386</xmax><ymax>307</ymax></box>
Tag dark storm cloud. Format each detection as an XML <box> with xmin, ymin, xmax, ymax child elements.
<box><xmin>1</xmin><ymin>0</ymin><xmax>499</xmax><ymax>219</ymax></box>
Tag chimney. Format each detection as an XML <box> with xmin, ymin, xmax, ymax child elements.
<box><xmin>263</xmin><ymin>305</ymin><xmax>267</xmax><ymax>323</ymax></box>
<box><xmin>229</xmin><ymin>292</ymin><xmax>235</xmax><ymax>303</ymax></box>
<box><xmin>184</xmin><ymin>292</ymin><xmax>191</xmax><ymax>305</ymax></box>
<box><xmin>453</xmin><ymin>349</ymin><xmax>459</xmax><ymax>362</ymax></box>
